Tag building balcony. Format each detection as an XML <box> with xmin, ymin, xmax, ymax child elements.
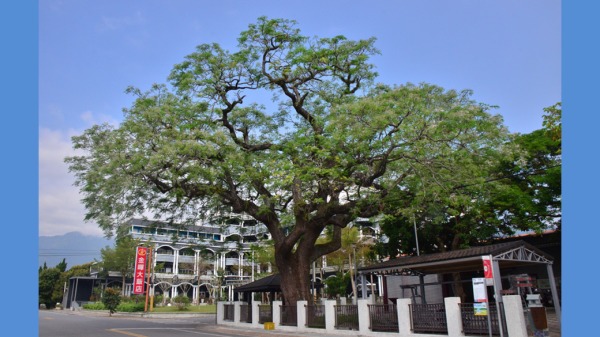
<box><xmin>177</xmin><ymin>255</ymin><xmax>195</xmax><ymax>263</ymax></box>
<box><xmin>225</xmin><ymin>258</ymin><xmax>239</xmax><ymax>266</ymax></box>
<box><xmin>155</xmin><ymin>254</ymin><xmax>175</xmax><ymax>263</ymax></box>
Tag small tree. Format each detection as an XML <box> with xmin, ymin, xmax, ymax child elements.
<box><xmin>100</xmin><ymin>237</ymin><xmax>141</xmax><ymax>296</ymax></box>
<box><xmin>39</xmin><ymin>267</ymin><xmax>61</xmax><ymax>309</ymax></box>
<box><xmin>324</xmin><ymin>273</ymin><xmax>350</xmax><ymax>299</ymax></box>
<box><xmin>172</xmin><ymin>295</ymin><xmax>191</xmax><ymax>310</ymax></box>
<box><xmin>102</xmin><ymin>288</ymin><xmax>122</xmax><ymax>316</ymax></box>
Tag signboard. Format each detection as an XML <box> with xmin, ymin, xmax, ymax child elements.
<box><xmin>133</xmin><ymin>246</ymin><xmax>148</xmax><ymax>295</ymax></box>
<box><xmin>472</xmin><ymin>277</ymin><xmax>488</xmax><ymax>303</ymax></box>
<box><xmin>474</xmin><ymin>302</ymin><xmax>488</xmax><ymax>316</ymax></box>
<box><xmin>482</xmin><ymin>256</ymin><xmax>493</xmax><ymax>279</ymax></box>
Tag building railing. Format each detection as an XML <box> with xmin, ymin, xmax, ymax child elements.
<box><xmin>409</xmin><ymin>303</ymin><xmax>448</xmax><ymax>334</ymax></box>
<box><xmin>223</xmin><ymin>304</ymin><xmax>235</xmax><ymax>321</ymax></box>
<box><xmin>459</xmin><ymin>302</ymin><xmax>506</xmax><ymax>336</ymax></box>
<box><xmin>258</xmin><ymin>304</ymin><xmax>272</xmax><ymax>324</ymax></box>
<box><xmin>305</xmin><ymin>304</ymin><xmax>326</xmax><ymax>329</ymax></box>
<box><xmin>178</xmin><ymin>255</ymin><xmax>195</xmax><ymax>263</ymax></box>
<box><xmin>155</xmin><ymin>254</ymin><xmax>174</xmax><ymax>263</ymax></box>
<box><xmin>334</xmin><ymin>304</ymin><xmax>359</xmax><ymax>330</ymax></box>
<box><xmin>280</xmin><ymin>305</ymin><xmax>298</xmax><ymax>326</ymax></box>
<box><xmin>225</xmin><ymin>258</ymin><xmax>240</xmax><ymax>266</ymax></box>
<box><xmin>368</xmin><ymin>304</ymin><xmax>399</xmax><ymax>332</ymax></box>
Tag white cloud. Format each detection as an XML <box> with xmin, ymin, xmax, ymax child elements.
<box><xmin>39</xmin><ymin>128</ymin><xmax>105</xmax><ymax>237</ymax></box>
<box><xmin>98</xmin><ymin>11</ymin><xmax>145</xmax><ymax>32</ymax></box>
<box><xmin>79</xmin><ymin>110</ymin><xmax>120</xmax><ymax>127</ymax></box>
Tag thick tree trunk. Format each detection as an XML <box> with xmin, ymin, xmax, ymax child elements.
<box><xmin>276</xmin><ymin>249</ymin><xmax>313</xmax><ymax>306</ymax></box>
<box><xmin>449</xmin><ymin>230</ymin><xmax>466</xmax><ymax>301</ymax></box>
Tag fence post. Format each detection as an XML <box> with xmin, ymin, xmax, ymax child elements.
<box><xmin>234</xmin><ymin>301</ymin><xmax>241</xmax><ymax>324</ymax></box>
<box><xmin>358</xmin><ymin>299</ymin><xmax>371</xmax><ymax>334</ymax></box>
<box><xmin>297</xmin><ymin>300</ymin><xmax>307</xmax><ymax>329</ymax></box>
<box><xmin>216</xmin><ymin>301</ymin><xmax>225</xmax><ymax>324</ymax></box>
<box><xmin>444</xmin><ymin>297</ymin><xmax>464</xmax><ymax>337</ymax></box>
<box><xmin>325</xmin><ymin>300</ymin><xmax>336</xmax><ymax>332</ymax></box>
<box><xmin>272</xmin><ymin>300</ymin><xmax>282</xmax><ymax>327</ymax></box>
<box><xmin>251</xmin><ymin>300</ymin><xmax>260</xmax><ymax>328</ymax></box>
<box><xmin>502</xmin><ymin>295</ymin><xmax>528</xmax><ymax>337</ymax></box>
<box><xmin>396</xmin><ymin>298</ymin><xmax>412</xmax><ymax>335</ymax></box>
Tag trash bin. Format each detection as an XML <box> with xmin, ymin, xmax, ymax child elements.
<box><xmin>526</xmin><ymin>294</ymin><xmax>548</xmax><ymax>336</ymax></box>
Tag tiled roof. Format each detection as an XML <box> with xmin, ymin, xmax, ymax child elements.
<box><xmin>358</xmin><ymin>240</ymin><xmax>554</xmax><ymax>274</ymax></box>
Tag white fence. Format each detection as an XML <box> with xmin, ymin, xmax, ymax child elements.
<box><xmin>217</xmin><ymin>295</ymin><xmax>529</xmax><ymax>337</ymax></box>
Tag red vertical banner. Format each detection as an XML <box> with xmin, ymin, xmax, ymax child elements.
<box><xmin>133</xmin><ymin>246</ymin><xmax>148</xmax><ymax>295</ymax></box>
<box><xmin>482</xmin><ymin>256</ymin><xmax>493</xmax><ymax>279</ymax></box>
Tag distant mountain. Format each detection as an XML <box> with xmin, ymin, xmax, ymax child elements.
<box><xmin>39</xmin><ymin>232</ymin><xmax>114</xmax><ymax>270</ymax></box>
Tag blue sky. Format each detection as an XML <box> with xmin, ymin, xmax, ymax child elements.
<box><xmin>38</xmin><ymin>0</ymin><xmax>561</xmax><ymax>237</ymax></box>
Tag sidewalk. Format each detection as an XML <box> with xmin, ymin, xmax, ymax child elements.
<box><xmin>203</xmin><ymin>324</ymin><xmax>346</xmax><ymax>337</ymax></box>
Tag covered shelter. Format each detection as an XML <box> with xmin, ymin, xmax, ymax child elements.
<box><xmin>236</xmin><ymin>273</ymin><xmax>282</xmax><ymax>293</ymax></box>
<box><xmin>357</xmin><ymin>240</ymin><xmax>561</xmax><ymax>327</ymax></box>
<box><xmin>234</xmin><ymin>273</ymin><xmax>324</xmax><ymax>304</ymax></box>
<box><xmin>63</xmin><ymin>277</ymin><xmax>104</xmax><ymax>309</ymax></box>
<box><xmin>234</xmin><ymin>273</ymin><xmax>282</xmax><ymax>304</ymax></box>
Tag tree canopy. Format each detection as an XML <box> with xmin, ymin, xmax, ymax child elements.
<box><xmin>374</xmin><ymin>103</ymin><xmax>561</xmax><ymax>258</ymax></box>
<box><xmin>67</xmin><ymin>17</ymin><xmax>517</xmax><ymax>304</ymax></box>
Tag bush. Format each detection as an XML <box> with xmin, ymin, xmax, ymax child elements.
<box><xmin>171</xmin><ymin>295</ymin><xmax>191</xmax><ymax>311</ymax></box>
<box><xmin>117</xmin><ymin>302</ymin><xmax>145</xmax><ymax>312</ymax></box>
<box><xmin>102</xmin><ymin>288</ymin><xmax>122</xmax><ymax>316</ymax></box>
<box><xmin>83</xmin><ymin>302</ymin><xmax>105</xmax><ymax>310</ymax></box>
<box><xmin>121</xmin><ymin>294</ymin><xmax>146</xmax><ymax>304</ymax></box>
<box><xmin>153</xmin><ymin>294</ymin><xmax>164</xmax><ymax>306</ymax></box>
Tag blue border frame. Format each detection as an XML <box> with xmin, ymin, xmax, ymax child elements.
<box><xmin>0</xmin><ymin>0</ymin><xmax>589</xmax><ymax>334</ymax></box>
<box><xmin>562</xmin><ymin>1</ymin><xmax>598</xmax><ymax>335</ymax></box>
<box><xmin>2</xmin><ymin>0</ymin><xmax>38</xmax><ymax>333</ymax></box>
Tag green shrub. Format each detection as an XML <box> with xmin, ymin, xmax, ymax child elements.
<box><xmin>116</xmin><ymin>302</ymin><xmax>145</xmax><ymax>312</ymax></box>
<box><xmin>171</xmin><ymin>295</ymin><xmax>191</xmax><ymax>311</ymax></box>
<box><xmin>102</xmin><ymin>288</ymin><xmax>122</xmax><ymax>316</ymax></box>
<box><xmin>121</xmin><ymin>294</ymin><xmax>146</xmax><ymax>304</ymax></box>
<box><xmin>83</xmin><ymin>302</ymin><xmax>105</xmax><ymax>310</ymax></box>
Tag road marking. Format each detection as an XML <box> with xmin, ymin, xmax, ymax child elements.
<box><xmin>108</xmin><ymin>327</ymin><xmax>236</xmax><ymax>337</ymax></box>
<box><xmin>107</xmin><ymin>328</ymin><xmax>148</xmax><ymax>337</ymax></box>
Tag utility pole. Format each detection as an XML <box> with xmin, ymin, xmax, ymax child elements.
<box><xmin>413</xmin><ymin>215</ymin><xmax>420</xmax><ymax>256</ymax></box>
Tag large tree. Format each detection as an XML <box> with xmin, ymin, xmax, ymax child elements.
<box><xmin>66</xmin><ymin>17</ymin><xmax>515</xmax><ymax>305</ymax></box>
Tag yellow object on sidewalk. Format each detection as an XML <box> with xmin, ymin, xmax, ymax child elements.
<box><xmin>264</xmin><ymin>322</ymin><xmax>275</xmax><ymax>330</ymax></box>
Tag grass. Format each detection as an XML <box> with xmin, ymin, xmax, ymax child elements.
<box><xmin>151</xmin><ymin>304</ymin><xmax>216</xmax><ymax>314</ymax></box>
<box><xmin>83</xmin><ymin>301</ymin><xmax>216</xmax><ymax>314</ymax></box>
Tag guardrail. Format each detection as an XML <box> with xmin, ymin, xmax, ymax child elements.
<box><xmin>305</xmin><ymin>304</ymin><xmax>325</xmax><ymax>328</ymax></box>
<box><xmin>409</xmin><ymin>303</ymin><xmax>448</xmax><ymax>334</ymax></box>
<box><xmin>368</xmin><ymin>304</ymin><xmax>398</xmax><ymax>332</ymax></box>
<box><xmin>223</xmin><ymin>304</ymin><xmax>235</xmax><ymax>321</ymax></box>
<box><xmin>280</xmin><ymin>305</ymin><xmax>298</xmax><ymax>326</ymax></box>
<box><xmin>334</xmin><ymin>304</ymin><xmax>359</xmax><ymax>330</ymax></box>
<box><xmin>258</xmin><ymin>304</ymin><xmax>272</xmax><ymax>324</ymax></box>
<box><xmin>460</xmin><ymin>302</ymin><xmax>506</xmax><ymax>336</ymax></box>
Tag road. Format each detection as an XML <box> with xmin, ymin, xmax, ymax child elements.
<box><xmin>40</xmin><ymin>310</ymin><xmax>232</xmax><ymax>337</ymax></box>
<box><xmin>39</xmin><ymin>310</ymin><xmax>332</xmax><ymax>337</ymax></box>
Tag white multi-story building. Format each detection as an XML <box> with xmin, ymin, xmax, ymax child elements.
<box><xmin>123</xmin><ymin>215</ymin><xmax>272</xmax><ymax>304</ymax></box>
<box><xmin>111</xmin><ymin>214</ymin><xmax>382</xmax><ymax>304</ymax></box>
